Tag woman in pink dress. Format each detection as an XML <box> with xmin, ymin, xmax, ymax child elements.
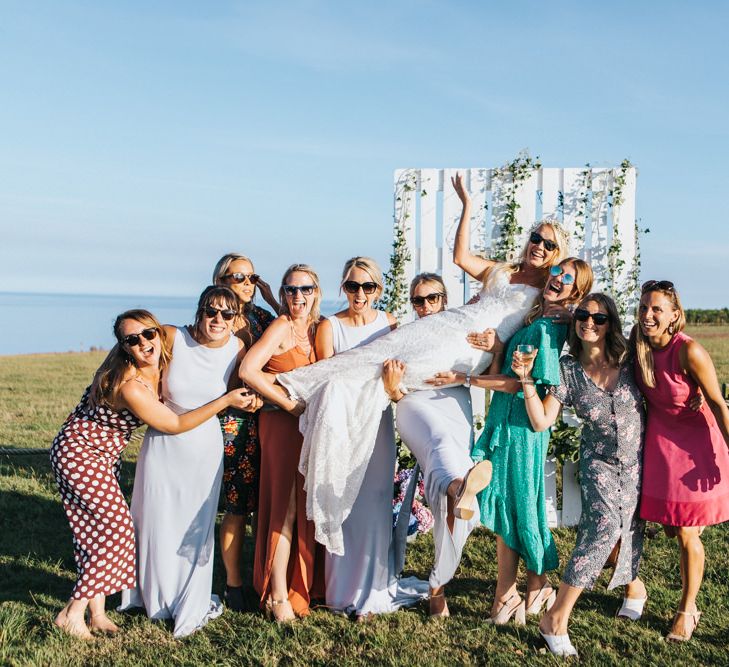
<box><xmin>633</xmin><ymin>280</ymin><xmax>729</xmax><ymax>641</ymax></box>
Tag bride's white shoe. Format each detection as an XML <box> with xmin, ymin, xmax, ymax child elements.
<box><xmin>539</xmin><ymin>629</ymin><xmax>578</xmax><ymax>657</ymax></box>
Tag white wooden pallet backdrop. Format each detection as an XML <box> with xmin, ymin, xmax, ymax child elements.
<box><xmin>394</xmin><ymin>166</ymin><xmax>637</xmax><ymax>527</ymax></box>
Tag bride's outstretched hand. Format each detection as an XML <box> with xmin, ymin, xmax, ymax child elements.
<box><xmin>425</xmin><ymin>370</ymin><xmax>463</xmax><ymax>387</ymax></box>
<box><xmin>467</xmin><ymin>328</ymin><xmax>502</xmax><ymax>353</ymax></box>
<box><xmin>382</xmin><ymin>359</ymin><xmax>406</xmax><ymax>399</ymax></box>
<box><xmin>451</xmin><ymin>172</ymin><xmax>471</xmax><ymax>205</ymax></box>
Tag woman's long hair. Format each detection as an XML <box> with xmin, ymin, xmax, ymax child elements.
<box><xmin>524</xmin><ymin>257</ymin><xmax>593</xmax><ymax>325</ymax></box>
<box><xmin>89</xmin><ymin>309</ymin><xmax>170</xmax><ymax>408</ymax></box>
<box><xmin>567</xmin><ymin>293</ymin><xmax>627</xmax><ymax>366</ymax></box>
<box><xmin>633</xmin><ymin>281</ymin><xmax>686</xmax><ymax>388</ymax></box>
<box><xmin>484</xmin><ymin>219</ymin><xmax>570</xmax><ymax>288</ymax></box>
<box><xmin>278</xmin><ymin>264</ymin><xmax>322</xmax><ymax>329</ymax></box>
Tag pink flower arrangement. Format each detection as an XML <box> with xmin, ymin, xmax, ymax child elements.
<box><xmin>392</xmin><ymin>467</ymin><xmax>434</xmax><ymax>536</ymax></box>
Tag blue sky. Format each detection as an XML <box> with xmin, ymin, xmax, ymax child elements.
<box><xmin>1</xmin><ymin>0</ymin><xmax>727</xmax><ymax>307</ymax></box>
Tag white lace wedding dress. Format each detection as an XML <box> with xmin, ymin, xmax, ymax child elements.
<box><xmin>278</xmin><ymin>269</ymin><xmax>540</xmax><ymax>555</ymax></box>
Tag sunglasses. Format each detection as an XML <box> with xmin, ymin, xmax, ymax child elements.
<box><xmin>574</xmin><ymin>309</ymin><xmax>609</xmax><ymax>326</ymax></box>
<box><xmin>549</xmin><ymin>264</ymin><xmax>575</xmax><ymax>284</ymax></box>
<box><xmin>282</xmin><ymin>284</ymin><xmax>315</xmax><ymax>297</ymax></box>
<box><xmin>223</xmin><ymin>272</ymin><xmax>259</xmax><ymax>285</ymax></box>
<box><xmin>122</xmin><ymin>327</ymin><xmax>158</xmax><ymax>347</ymax></box>
<box><xmin>529</xmin><ymin>231</ymin><xmax>558</xmax><ymax>252</ymax></box>
<box><xmin>342</xmin><ymin>280</ymin><xmax>378</xmax><ymax>295</ymax></box>
<box><xmin>641</xmin><ymin>279</ymin><xmax>675</xmax><ymax>293</ymax></box>
<box><xmin>203</xmin><ymin>306</ymin><xmax>237</xmax><ymax>321</ymax></box>
<box><xmin>411</xmin><ymin>292</ymin><xmax>444</xmax><ymax>307</ymax></box>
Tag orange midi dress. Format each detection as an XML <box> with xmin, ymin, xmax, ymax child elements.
<box><xmin>253</xmin><ymin>344</ymin><xmax>322</xmax><ymax>615</ymax></box>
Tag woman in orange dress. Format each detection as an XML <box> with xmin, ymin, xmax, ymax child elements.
<box><xmin>239</xmin><ymin>263</ymin><xmax>322</xmax><ymax>622</ymax></box>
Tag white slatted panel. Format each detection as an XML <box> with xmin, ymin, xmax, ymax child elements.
<box><xmin>590</xmin><ymin>169</ymin><xmax>612</xmax><ymax>290</ymax></box>
<box><xmin>544</xmin><ymin>458</ymin><xmax>560</xmax><ymax>527</ymax></box>
<box><xmin>514</xmin><ymin>170</ymin><xmax>539</xmax><ymax>256</ymax></box>
<box><xmin>418</xmin><ymin>169</ymin><xmax>439</xmax><ymax>273</ymax></box>
<box><xmin>612</xmin><ymin>167</ymin><xmax>638</xmax><ymax>323</ymax></box>
<box><xmin>489</xmin><ymin>168</ymin><xmax>510</xmax><ymax>253</ymax></box>
<box><xmin>541</xmin><ymin>168</ymin><xmax>562</xmax><ymax>221</ymax></box>
<box><xmin>395</xmin><ymin>169</ymin><xmax>417</xmax><ymax>292</ymax></box>
<box><xmin>561</xmin><ymin>168</ymin><xmax>585</xmax><ymax>257</ymax></box>
<box><xmin>467</xmin><ymin>168</ymin><xmax>491</xmax><ymax>302</ymax></box>
<box><xmin>441</xmin><ymin>168</ymin><xmax>464</xmax><ymax>303</ymax></box>
<box><xmin>561</xmin><ymin>460</ymin><xmax>581</xmax><ymax>526</ymax></box>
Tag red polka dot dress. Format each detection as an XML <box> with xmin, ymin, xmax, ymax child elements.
<box><xmin>50</xmin><ymin>386</ymin><xmax>143</xmax><ymax>600</ymax></box>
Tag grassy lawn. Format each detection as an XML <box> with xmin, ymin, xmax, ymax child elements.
<box><xmin>1</xmin><ymin>328</ymin><xmax>729</xmax><ymax>665</ymax></box>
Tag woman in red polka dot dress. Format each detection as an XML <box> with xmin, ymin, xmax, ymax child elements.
<box><xmin>50</xmin><ymin>308</ymin><xmax>260</xmax><ymax>640</ymax></box>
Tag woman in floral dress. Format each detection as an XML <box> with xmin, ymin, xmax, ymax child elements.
<box><xmin>518</xmin><ymin>293</ymin><xmax>646</xmax><ymax>657</ymax></box>
<box><xmin>213</xmin><ymin>252</ymin><xmax>278</xmax><ymax>610</ymax></box>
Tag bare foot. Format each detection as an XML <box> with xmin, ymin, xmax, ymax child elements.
<box><xmin>54</xmin><ymin>611</ymin><xmax>93</xmax><ymax>640</ymax></box>
<box><xmin>89</xmin><ymin>613</ymin><xmax>120</xmax><ymax>634</ymax></box>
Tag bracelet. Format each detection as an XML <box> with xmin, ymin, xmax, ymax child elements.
<box><xmin>464</xmin><ymin>372</ymin><xmax>472</xmax><ymax>388</ymax></box>
<box><xmin>521</xmin><ymin>378</ymin><xmax>535</xmax><ymax>385</ymax></box>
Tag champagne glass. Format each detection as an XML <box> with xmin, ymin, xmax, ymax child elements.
<box><xmin>516</xmin><ymin>344</ymin><xmax>534</xmax><ymax>380</ymax></box>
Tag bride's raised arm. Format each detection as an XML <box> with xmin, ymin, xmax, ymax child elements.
<box><xmin>452</xmin><ymin>172</ymin><xmax>497</xmax><ymax>283</ymax></box>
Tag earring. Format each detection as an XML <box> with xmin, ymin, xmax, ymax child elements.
<box><xmin>667</xmin><ymin>322</ymin><xmax>675</xmax><ymax>335</ymax></box>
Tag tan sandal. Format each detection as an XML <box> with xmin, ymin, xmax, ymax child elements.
<box><xmin>264</xmin><ymin>597</ymin><xmax>296</xmax><ymax>623</ymax></box>
<box><xmin>428</xmin><ymin>590</ymin><xmax>450</xmax><ymax>618</ymax></box>
<box><xmin>666</xmin><ymin>610</ymin><xmax>701</xmax><ymax>642</ymax></box>
<box><xmin>486</xmin><ymin>593</ymin><xmax>526</xmax><ymax>626</ymax></box>
<box><xmin>453</xmin><ymin>461</ymin><xmax>492</xmax><ymax>520</ymax></box>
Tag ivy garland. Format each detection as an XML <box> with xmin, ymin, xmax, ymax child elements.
<box><xmin>382</xmin><ymin>172</ymin><xmax>414</xmax><ymax>318</ymax></box>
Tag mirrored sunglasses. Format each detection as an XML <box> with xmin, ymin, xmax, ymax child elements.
<box><xmin>550</xmin><ymin>264</ymin><xmax>575</xmax><ymax>284</ymax></box>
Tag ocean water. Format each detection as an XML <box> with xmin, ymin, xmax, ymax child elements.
<box><xmin>0</xmin><ymin>292</ymin><xmax>346</xmax><ymax>355</ymax></box>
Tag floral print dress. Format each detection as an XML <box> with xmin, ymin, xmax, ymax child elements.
<box><xmin>221</xmin><ymin>304</ymin><xmax>275</xmax><ymax>515</ymax></box>
<box><xmin>550</xmin><ymin>355</ymin><xmax>645</xmax><ymax>589</ymax></box>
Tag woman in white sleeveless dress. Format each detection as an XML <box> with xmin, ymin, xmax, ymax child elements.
<box><xmin>317</xmin><ymin>258</ymin><xmax>429</xmax><ymax>617</ymax></box>
<box><xmin>120</xmin><ymin>286</ymin><xmax>247</xmax><ymax>637</ymax></box>
<box><xmin>278</xmin><ymin>174</ymin><xmax>570</xmax><ymax>555</ymax></box>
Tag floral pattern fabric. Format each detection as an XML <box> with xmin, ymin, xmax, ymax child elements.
<box><xmin>550</xmin><ymin>355</ymin><xmax>645</xmax><ymax>589</ymax></box>
<box><xmin>221</xmin><ymin>304</ymin><xmax>275</xmax><ymax>515</ymax></box>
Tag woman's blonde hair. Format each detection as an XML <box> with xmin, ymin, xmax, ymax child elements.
<box><xmin>567</xmin><ymin>293</ymin><xmax>627</xmax><ymax>366</ymax></box>
<box><xmin>633</xmin><ymin>281</ymin><xmax>685</xmax><ymax>388</ymax></box>
<box><xmin>409</xmin><ymin>272</ymin><xmax>448</xmax><ymax>307</ymax></box>
<box><xmin>341</xmin><ymin>256</ymin><xmax>384</xmax><ymax>300</ymax></box>
<box><xmin>279</xmin><ymin>264</ymin><xmax>322</xmax><ymax>328</ymax></box>
<box><xmin>89</xmin><ymin>309</ymin><xmax>171</xmax><ymax>409</ymax></box>
<box><xmin>524</xmin><ymin>257</ymin><xmax>593</xmax><ymax>325</ymax></box>
<box><xmin>485</xmin><ymin>219</ymin><xmax>570</xmax><ymax>287</ymax></box>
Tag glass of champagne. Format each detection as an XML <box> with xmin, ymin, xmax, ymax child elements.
<box><xmin>516</xmin><ymin>344</ymin><xmax>534</xmax><ymax>380</ymax></box>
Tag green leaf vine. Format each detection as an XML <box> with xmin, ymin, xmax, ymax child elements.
<box><xmin>382</xmin><ymin>172</ymin><xmax>414</xmax><ymax>318</ymax></box>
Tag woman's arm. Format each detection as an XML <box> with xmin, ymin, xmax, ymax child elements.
<box><xmin>239</xmin><ymin>317</ymin><xmax>301</xmax><ymax>412</ymax></box>
<box><xmin>382</xmin><ymin>359</ymin><xmax>406</xmax><ymax>402</ymax></box>
<box><xmin>385</xmin><ymin>311</ymin><xmax>398</xmax><ymax>330</ymax></box>
<box><xmin>451</xmin><ymin>173</ymin><xmax>496</xmax><ymax>282</ymax></box>
<box><xmin>512</xmin><ymin>354</ymin><xmax>563</xmax><ymax>431</ymax></box>
<box><xmin>425</xmin><ymin>370</ymin><xmax>522</xmax><ymax>394</ymax></box>
<box><xmin>682</xmin><ymin>339</ymin><xmax>729</xmax><ymax>447</ymax></box>
<box><xmin>315</xmin><ymin>318</ymin><xmax>335</xmax><ymax>360</ymax></box>
<box><xmin>119</xmin><ymin>381</ymin><xmax>260</xmax><ymax>435</ymax></box>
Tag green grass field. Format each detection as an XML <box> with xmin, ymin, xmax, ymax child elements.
<box><xmin>1</xmin><ymin>327</ymin><xmax>728</xmax><ymax>665</ymax></box>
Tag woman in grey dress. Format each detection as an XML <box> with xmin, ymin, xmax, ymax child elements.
<box><xmin>516</xmin><ymin>293</ymin><xmax>646</xmax><ymax>658</ymax></box>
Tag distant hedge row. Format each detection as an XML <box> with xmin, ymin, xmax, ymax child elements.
<box><xmin>685</xmin><ymin>308</ymin><xmax>729</xmax><ymax>324</ymax></box>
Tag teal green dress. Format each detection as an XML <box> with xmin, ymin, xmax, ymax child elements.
<box><xmin>472</xmin><ymin>317</ymin><xmax>567</xmax><ymax>574</ymax></box>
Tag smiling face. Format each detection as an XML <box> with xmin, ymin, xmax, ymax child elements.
<box><xmin>412</xmin><ymin>280</ymin><xmax>446</xmax><ymax>318</ymax></box>
<box><xmin>543</xmin><ymin>260</ymin><xmax>576</xmax><ymax>304</ymax></box>
<box><xmin>525</xmin><ymin>224</ymin><xmax>559</xmax><ymax>269</ymax></box>
<box><xmin>224</xmin><ymin>258</ymin><xmax>255</xmax><ymax>304</ymax></box>
<box><xmin>198</xmin><ymin>297</ymin><xmax>235</xmax><ymax>344</ymax></box>
<box><xmin>119</xmin><ymin>318</ymin><xmax>161</xmax><ymax>368</ymax></box>
<box><xmin>343</xmin><ymin>266</ymin><xmax>379</xmax><ymax>315</ymax></box>
<box><xmin>575</xmin><ymin>300</ymin><xmax>609</xmax><ymax>344</ymax></box>
<box><xmin>638</xmin><ymin>290</ymin><xmax>679</xmax><ymax>339</ymax></box>
<box><xmin>284</xmin><ymin>270</ymin><xmax>317</xmax><ymax>321</ymax></box>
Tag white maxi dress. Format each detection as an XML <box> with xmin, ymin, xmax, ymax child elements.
<box><xmin>323</xmin><ymin>312</ymin><xmax>429</xmax><ymax>615</ymax></box>
<box><xmin>120</xmin><ymin>327</ymin><xmax>239</xmax><ymax>638</ymax></box>
<box><xmin>278</xmin><ymin>269</ymin><xmax>540</xmax><ymax>555</ymax></box>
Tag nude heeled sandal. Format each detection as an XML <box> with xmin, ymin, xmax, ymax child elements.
<box><xmin>453</xmin><ymin>461</ymin><xmax>492</xmax><ymax>520</ymax></box>
<box><xmin>485</xmin><ymin>593</ymin><xmax>526</xmax><ymax>626</ymax></box>
<box><xmin>526</xmin><ymin>582</ymin><xmax>556</xmax><ymax>616</ymax></box>
<box><xmin>264</xmin><ymin>598</ymin><xmax>296</xmax><ymax>623</ymax></box>
<box><xmin>666</xmin><ymin>610</ymin><xmax>701</xmax><ymax>642</ymax></box>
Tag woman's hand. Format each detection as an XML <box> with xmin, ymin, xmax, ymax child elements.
<box><xmin>451</xmin><ymin>172</ymin><xmax>471</xmax><ymax>206</ymax></box>
<box><xmin>688</xmin><ymin>389</ymin><xmax>704</xmax><ymax>412</ymax></box>
<box><xmin>425</xmin><ymin>370</ymin><xmax>465</xmax><ymax>387</ymax></box>
<box><xmin>543</xmin><ymin>303</ymin><xmax>572</xmax><ymax>325</ymax></box>
<box><xmin>467</xmin><ymin>328</ymin><xmax>502</xmax><ymax>353</ymax></box>
<box><xmin>383</xmin><ymin>359</ymin><xmax>406</xmax><ymax>401</ymax></box>
<box><xmin>511</xmin><ymin>349</ymin><xmax>538</xmax><ymax>380</ymax></box>
<box><xmin>256</xmin><ymin>277</ymin><xmax>281</xmax><ymax>314</ymax></box>
<box><xmin>227</xmin><ymin>387</ymin><xmax>263</xmax><ymax>412</ymax></box>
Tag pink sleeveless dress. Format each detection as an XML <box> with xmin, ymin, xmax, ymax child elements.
<box><xmin>636</xmin><ymin>331</ymin><xmax>729</xmax><ymax>526</ymax></box>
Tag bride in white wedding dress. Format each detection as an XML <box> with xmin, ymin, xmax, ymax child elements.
<box><xmin>277</xmin><ymin>174</ymin><xmax>570</xmax><ymax>555</ymax></box>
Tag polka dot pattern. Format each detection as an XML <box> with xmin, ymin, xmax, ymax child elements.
<box><xmin>50</xmin><ymin>388</ymin><xmax>142</xmax><ymax>600</ymax></box>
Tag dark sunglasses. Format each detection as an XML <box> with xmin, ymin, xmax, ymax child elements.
<box><xmin>282</xmin><ymin>284</ymin><xmax>315</xmax><ymax>297</ymax></box>
<box><xmin>529</xmin><ymin>231</ymin><xmax>558</xmax><ymax>252</ymax></box>
<box><xmin>203</xmin><ymin>306</ymin><xmax>237</xmax><ymax>321</ymax></box>
<box><xmin>411</xmin><ymin>292</ymin><xmax>444</xmax><ymax>307</ymax></box>
<box><xmin>549</xmin><ymin>264</ymin><xmax>575</xmax><ymax>284</ymax></box>
<box><xmin>574</xmin><ymin>309</ymin><xmax>609</xmax><ymax>325</ymax></box>
<box><xmin>223</xmin><ymin>272</ymin><xmax>259</xmax><ymax>285</ymax></box>
<box><xmin>641</xmin><ymin>279</ymin><xmax>675</xmax><ymax>293</ymax></box>
<box><xmin>122</xmin><ymin>327</ymin><xmax>158</xmax><ymax>347</ymax></box>
<box><xmin>342</xmin><ymin>280</ymin><xmax>378</xmax><ymax>295</ymax></box>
